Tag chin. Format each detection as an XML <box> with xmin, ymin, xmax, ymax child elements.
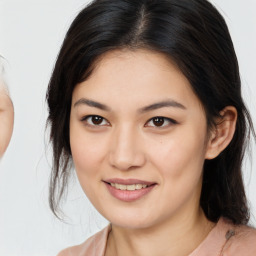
<box><xmin>99</xmin><ymin>206</ymin><xmax>161</xmax><ymax>230</ymax></box>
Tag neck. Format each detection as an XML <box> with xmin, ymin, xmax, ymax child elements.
<box><xmin>105</xmin><ymin>208</ymin><xmax>215</xmax><ymax>256</ymax></box>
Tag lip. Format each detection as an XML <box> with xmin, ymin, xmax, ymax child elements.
<box><xmin>103</xmin><ymin>178</ymin><xmax>157</xmax><ymax>202</ymax></box>
<box><xmin>104</xmin><ymin>178</ymin><xmax>155</xmax><ymax>186</ymax></box>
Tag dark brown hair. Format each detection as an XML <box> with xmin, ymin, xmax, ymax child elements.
<box><xmin>47</xmin><ymin>0</ymin><xmax>255</xmax><ymax>224</ymax></box>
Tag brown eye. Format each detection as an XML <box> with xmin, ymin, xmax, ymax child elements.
<box><xmin>91</xmin><ymin>116</ymin><xmax>103</xmax><ymax>125</ymax></box>
<box><xmin>83</xmin><ymin>115</ymin><xmax>109</xmax><ymax>126</ymax></box>
<box><xmin>146</xmin><ymin>116</ymin><xmax>176</xmax><ymax>128</ymax></box>
<box><xmin>152</xmin><ymin>117</ymin><xmax>164</xmax><ymax>126</ymax></box>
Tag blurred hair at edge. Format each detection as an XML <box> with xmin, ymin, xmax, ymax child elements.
<box><xmin>46</xmin><ymin>0</ymin><xmax>255</xmax><ymax>225</ymax></box>
<box><xmin>0</xmin><ymin>56</ymin><xmax>14</xmax><ymax>158</ymax></box>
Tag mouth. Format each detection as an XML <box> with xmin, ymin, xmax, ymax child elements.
<box><xmin>109</xmin><ymin>183</ymin><xmax>149</xmax><ymax>191</ymax></box>
<box><xmin>103</xmin><ymin>178</ymin><xmax>157</xmax><ymax>202</ymax></box>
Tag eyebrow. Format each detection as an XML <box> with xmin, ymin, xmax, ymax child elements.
<box><xmin>74</xmin><ymin>98</ymin><xmax>186</xmax><ymax>112</ymax></box>
<box><xmin>138</xmin><ymin>100</ymin><xmax>186</xmax><ymax>113</ymax></box>
<box><xmin>74</xmin><ymin>98</ymin><xmax>111</xmax><ymax>111</ymax></box>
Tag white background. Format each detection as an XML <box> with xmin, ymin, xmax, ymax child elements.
<box><xmin>0</xmin><ymin>0</ymin><xmax>256</xmax><ymax>255</ymax></box>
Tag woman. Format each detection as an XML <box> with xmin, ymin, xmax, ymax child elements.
<box><xmin>0</xmin><ymin>58</ymin><xmax>14</xmax><ymax>158</ymax></box>
<box><xmin>46</xmin><ymin>0</ymin><xmax>256</xmax><ymax>255</ymax></box>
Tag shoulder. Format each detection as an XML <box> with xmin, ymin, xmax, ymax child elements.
<box><xmin>222</xmin><ymin>222</ymin><xmax>256</xmax><ymax>256</ymax></box>
<box><xmin>56</xmin><ymin>225</ymin><xmax>111</xmax><ymax>256</ymax></box>
<box><xmin>57</xmin><ymin>246</ymin><xmax>79</xmax><ymax>256</ymax></box>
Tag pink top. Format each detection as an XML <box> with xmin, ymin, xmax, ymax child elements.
<box><xmin>58</xmin><ymin>218</ymin><xmax>256</xmax><ymax>256</ymax></box>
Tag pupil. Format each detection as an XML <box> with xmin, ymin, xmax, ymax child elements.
<box><xmin>92</xmin><ymin>116</ymin><xmax>103</xmax><ymax>125</ymax></box>
<box><xmin>153</xmin><ymin>117</ymin><xmax>164</xmax><ymax>126</ymax></box>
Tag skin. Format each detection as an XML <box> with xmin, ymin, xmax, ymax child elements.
<box><xmin>0</xmin><ymin>81</ymin><xmax>14</xmax><ymax>158</ymax></box>
<box><xmin>66</xmin><ymin>49</ymin><xmax>237</xmax><ymax>256</ymax></box>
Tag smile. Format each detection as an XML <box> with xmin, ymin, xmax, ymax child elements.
<box><xmin>104</xmin><ymin>179</ymin><xmax>156</xmax><ymax>202</ymax></box>
<box><xmin>110</xmin><ymin>183</ymin><xmax>148</xmax><ymax>190</ymax></box>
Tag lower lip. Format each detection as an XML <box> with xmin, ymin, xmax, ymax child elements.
<box><xmin>104</xmin><ymin>183</ymin><xmax>156</xmax><ymax>202</ymax></box>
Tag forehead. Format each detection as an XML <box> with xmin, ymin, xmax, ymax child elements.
<box><xmin>87</xmin><ymin>49</ymin><xmax>185</xmax><ymax>85</ymax></box>
<box><xmin>72</xmin><ymin>49</ymin><xmax>202</xmax><ymax>111</ymax></box>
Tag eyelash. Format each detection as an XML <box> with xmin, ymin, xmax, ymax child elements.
<box><xmin>145</xmin><ymin>116</ymin><xmax>177</xmax><ymax>128</ymax></box>
<box><xmin>81</xmin><ymin>115</ymin><xmax>110</xmax><ymax>127</ymax></box>
<box><xmin>81</xmin><ymin>115</ymin><xmax>177</xmax><ymax>128</ymax></box>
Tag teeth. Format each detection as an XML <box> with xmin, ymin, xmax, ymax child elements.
<box><xmin>135</xmin><ymin>184</ymin><xmax>142</xmax><ymax>189</ymax></box>
<box><xmin>110</xmin><ymin>183</ymin><xmax>149</xmax><ymax>190</ymax></box>
<box><xmin>119</xmin><ymin>184</ymin><xmax>126</xmax><ymax>190</ymax></box>
<box><xmin>127</xmin><ymin>184</ymin><xmax>136</xmax><ymax>191</ymax></box>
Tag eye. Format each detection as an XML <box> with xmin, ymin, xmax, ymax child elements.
<box><xmin>145</xmin><ymin>116</ymin><xmax>177</xmax><ymax>128</ymax></box>
<box><xmin>82</xmin><ymin>115</ymin><xmax>110</xmax><ymax>126</ymax></box>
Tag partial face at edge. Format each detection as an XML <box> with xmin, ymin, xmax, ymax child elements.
<box><xmin>69</xmin><ymin>49</ymin><xmax>215</xmax><ymax>229</ymax></box>
<box><xmin>0</xmin><ymin>82</ymin><xmax>14</xmax><ymax>158</ymax></box>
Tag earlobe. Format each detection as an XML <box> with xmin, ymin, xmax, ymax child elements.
<box><xmin>205</xmin><ymin>106</ymin><xmax>237</xmax><ymax>160</ymax></box>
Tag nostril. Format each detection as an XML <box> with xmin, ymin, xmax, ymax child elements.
<box><xmin>108</xmin><ymin>149</ymin><xmax>146</xmax><ymax>171</ymax></box>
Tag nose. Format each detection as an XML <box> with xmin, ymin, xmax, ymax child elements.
<box><xmin>108</xmin><ymin>125</ymin><xmax>146</xmax><ymax>171</ymax></box>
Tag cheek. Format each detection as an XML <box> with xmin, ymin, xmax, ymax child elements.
<box><xmin>70</xmin><ymin>137</ymin><xmax>104</xmax><ymax>205</ymax></box>
<box><xmin>145</xmin><ymin>128</ymin><xmax>207</xmax><ymax>216</ymax></box>
<box><xmin>69</xmin><ymin>124</ymin><xmax>103</xmax><ymax>183</ymax></box>
<box><xmin>147</xmin><ymin>126</ymin><xmax>207</xmax><ymax>181</ymax></box>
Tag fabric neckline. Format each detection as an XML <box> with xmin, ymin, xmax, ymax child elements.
<box><xmin>102</xmin><ymin>217</ymin><xmax>233</xmax><ymax>256</ymax></box>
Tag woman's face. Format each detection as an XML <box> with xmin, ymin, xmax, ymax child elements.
<box><xmin>70</xmin><ymin>50</ymin><xmax>212</xmax><ymax>229</ymax></box>
<box><xmin>0</xmin><ymin>81</ymin><xmax>14</xmax><ymax>158</ymax></box>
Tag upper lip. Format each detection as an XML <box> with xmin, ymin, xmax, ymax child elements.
<box><xmin>103</xmin><ymin>178</ymin><xmax>156</xmax><ymax>186</ymax></box>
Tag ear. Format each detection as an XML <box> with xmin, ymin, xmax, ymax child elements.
<box><xmin>205</xmin><ymin>106</ymin><xmax>237</xmax><ymax>160</ymax></box>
